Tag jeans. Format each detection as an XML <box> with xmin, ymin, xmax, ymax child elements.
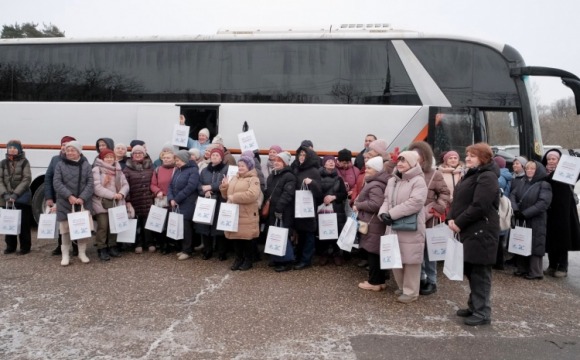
<box><xmin>296</xmin><ymin>231</ymin><xmax>315</xmax><ymax>265</ymax></box>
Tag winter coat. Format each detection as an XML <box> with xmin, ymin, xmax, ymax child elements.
<box><xmin>448</xmin><ymin>162</ymin><xmax>500</xmax><ymax>265</ymax></box>
<box><xmin>293</xmin><ymin>146</ymin><xmax>323</xmax><ymax>232</ymax></box>
<box><xmin>264</xmin><ymin>166</ymin><xmax>296</xmax><ymax>229</ymax></box>
<box><xmin>220</xmin><ymin>168</ymin><xmax>261</xmax><ymax>240</ymax></box>
<box><xmin>263</xmin><ymin>159</ymin><xmax>275</xmax><ymax>180</ymax></box>
<box><xmin>379</xmin><ymin>165</ymin><xmax>428</xmax><ymax>264</ymax></box>
<box><xmin>354</xmin><ymin>148</ymin><xmax>366</xmax><ymax>170</ymax></box>
<box><xmin>168</xmin><ymin>160</ymin><xmax>200</xmax><ymax>220</ymax></box>
<box><xmin>354</xmin><ymin>170</ymin><xmax>389</xmax><ymax>254</ymax></box>
<box><xmin>511</xmin><ymin>172</ymin><xmax>526</xmax><ymax>193</ymax></box>
<box><xmin>337</xmin><ymin>164</ymin><xmax>360</xmax><ymax>194</ymax></box>
<box><xmin>319</xmin><ymin>167</ymin><xmax>348</xmax><ymax>233</ymax></box>
<box><xmin>93</xmin><ymin>137</ymin><xmax>115</xmax><ymax>165</ymax></box>
<box><xmin>44</xmin><ymin>153</ymin><xmax>66</xmax><ymax>201</ymax></box>
<box><xmin>423</xmin><ymin>168</ymin><xmax>451</xmax><ymax>227</ymax></box>
<box><xmin>53</xmin><ymin>155</ymin><xmax>94</xmax><ymax>221</ymax></box>
<box><xmin>223</xmin><ymin>148</ymin><xmax>236</xmax><ymax>166</ymax></box>
<box><xmin>123</xmin><ymin>157</ymin><xmax>154</xmax><ymax>217</ymax></box>
<box><xmin>150</xmin><ymin>165</ymin><xmax>175</xmax><ymax>197</ymax></box>
<box><xmin>541</xmin><ymin>149</ymin><xmax>580</xmax><ymax>253</ymax></box>
<box><xmin>91</xmin><ymin>159</ymin><xmax>129</xmax><ymax>215</ymax></box>
<box><xmin>498</xmin><ymin>168</ymin><xmax>513</xmax><ymax>197</ymax></box>
<box><xmin>509</xmin><ymin>161</ymin><xmax>552</xmax><ymax>256</ymax></box>
<box><xmin>195</xmin><ymin>162</ymin><xmax>228</xmax><ymax>236</ymax></box>
<box><xmin>437</xmin><ymin>164</ymin><xmax>463</xmax><ymax>202</ymax></box>
<box><xmin>0</xmin><ymin>153</ymin><xmax>32</xmax><ymax>206</ymax></box>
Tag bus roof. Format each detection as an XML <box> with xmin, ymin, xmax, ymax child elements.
<box><xmin>0</xmin><ymin>24</ymin><xmax>506</xmax><ymax>52</ymax></box>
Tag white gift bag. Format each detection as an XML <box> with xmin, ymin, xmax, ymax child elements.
<box><xmin>166</xmin><ymin>210</ymin><xmax>184</xmax><ymax>240</ymax></box>
<box><xmin>37</xmin><ymin>207</ymin><xmax>58</xmax><ymax>239</ymax></box>
<box><xmin>117</xmin><ymin>219</ymin><xmax>138</xmax><ymax>243</ymax></box>
<box><xmin>337</xmin><ymin>214</ymin><xmax>357</xmax><ymax>252</ymax></box>
<box><xmin>380</xmin><ymin>234</ymin><xmax>403</xmax><ymax>269</ymax></box>
<box><xmin>144</xmin><ymin>205</ymin><xmax>168</xmax><ymax>233</ymax></box>
<box><xmin>552</xmin><ymin>154</ymin><xmax>580</xmax><ymax>186</ymax></box>
<box><xmin>0</xmin><ymin>205</ymin><xmax>22</xmax><ymax>235</ymax></box>
<box><xmin>172</xmin><ymin>124</ymin><xmax>190</xmax><ymax>147</ymax></box>
<box><xmin>508</xmin><ymin>224</ymin><xmax>533</xmax><ymax>256</ymax></box>
<box><xmin>237</xmin><ymin>129</ymin><xmax>259</xmax><ymax>152</ymax></box>
<box><xmin>67</xmin><ymin>206</ymin><xmax>93</xmax><ymax>240</ymax></box>
<box><xmin>217</xmin><ymin>202</ymin><xmax>239</xmax><ymax>232</ymax></box>
<box><xmin>193</xmin><ymin>197</ymin><xmax>217</xmax><ymax>224</ymax></box>
<box><xmin>318</xmin><ymin>213</ymin><xmax>339</xmax><ymax>240</ymax></box>
<box><xmin>264</xmin><ymin>220</ymin><xmax>289</xmax><ymax>256</ymax></box>
<box><xmin>108</xmin><ymin>202</ymin><xmax>130</xmax><ymax>234</ymax></box>
<box><xmin>443</xmin><ymin>236</ymin><xmax>464</xmax><ymax>281</ymax></box>
<box><xmin>425</xmin><ymin>223</ymin><xmax>454</xmax><ymax>261</ymax></box>
<box><xmin>227</xmin><ymin>165</ymin><xmax>239</xmax><ymax>181</ymax></box>
<box><xmin>295</xmin><ymin>184</ymin><xmax>315</xmax><ymax>218</ymax></box>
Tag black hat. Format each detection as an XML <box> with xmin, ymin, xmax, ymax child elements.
<box><xmin>338</xmin><ymin>148</ymin><xmax>352</xmax><ymax>162</ymax></box>
<box><xmin>300</xmin><ymin>140</ymin><xmax>313</xmax><ymax>148</ymax></box>
<box><xmin>130</xmin><ymin>140</ymin><xmax>145</xmax><ymax>148</ymax></box>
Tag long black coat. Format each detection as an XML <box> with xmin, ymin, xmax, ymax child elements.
<box><xmin>541</xmin><ymin>149</ymin><xmax>580</xmax><ymax>252</ymax></box>
<box><xmin>195</xmin><ymin>162</ymin><xmax>228</xmax><ymax>236</ymax></box>
<box><xmin>448</xmin><ymin>162</ymin><xmax>500</xmax><ymax>265</ymax></box>
<box><xmin>293</xmin><ymin>146</ymin><xmax>323</xmax><ymax>232</ymax></box>
<box><xmin>264</xmin><ymin>166</ymin><xmax>296</xmax><ymax>229</ymax></box>
<box><xmin>509</xmin><ymin>162</ymin><xmax>552</xmax><ymax>256</ymax></box>
<box><xmin>319</xmin><ymin>167</ymin><xmax>348</xmax><ymax>233</ymax></box>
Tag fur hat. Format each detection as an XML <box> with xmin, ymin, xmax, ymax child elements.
<box><xmin>366</xmin><ymin>156</ymin><xmax>384</xmax><ymax>172</ymax></box>
<box><xmin>514</xmin><ymin>156</ymin><xmax>528</xmax><ymax>168</ymax></box>
<box><xmin>175</xmin><ymin>150</ymin><xmax>191</xmax><ymax>164</ymax></box>
<box><xmin>275</xmin><ymin>151</ymin><xmax>291</xmax><ymax>166</ymax></box>
<box><xmin>493</xmin><ymin>156</ymin><xmax>507</xmax><ymax>169</ymax></box>
<box><xmin>131</xmin><ymin>145</ymin><xmax>145</xmax><ymax>155</ymax></box>
<box><xmin>238</xmin><ymin>155</ymin><xmax>255</xmax><ymax>170</ymax></box>
<box><xmin>98</xmin><ymin>149</ymin><xmax>115</xmax><ymax>160</ymax></box>
<box><xmin>398</xmin><ymin>151</ymin><xmax>419</xmax><ymax>168</ymax></box>
<box><xmin>338</xmin><ymin>149</ymin><xmax>352</xmax><ymax>162</ymax></box>
<box><xmin>300</xmin><ymin>140</ymin><xmax>314</xmax><ymax>148</ymax></box>
<box><xmin>212</xmin><ymin>134</ymin><xmax>224</xmax><ymax>145</ymax></box>
<box><xmin>443</xmin><ymin>150</ymin><xmax>459</xmax><ymax>163</ymax></box>
<box><xmin>198</xmin><ymin>128</ymin><xmax>210</xmax><ymax>138</ymax></box>
<box><xmin>60</xmin><ymin>136</ymin><xmax>76</xmax><ymax>145</ymax></box>
<box><xmin>369</xmin><ymin>139</ymin><xmax>388</xmax><ymax>157</ymax></box>
<box><xmin>6</xmin><ymin>140</ymin><xmax>23</xmax><ymax>154</ymax></box>
<box><xmin>65</xmin><ymin>141</ymin><xmax>83</xmax><ymax>154</ymax></box>
<box><xmin>269</xmin><ymin>145</ymin><xmax>283</xmax><ymax>154</ymax></box>
<box><xmin>210</xmin><ymin>147</ymin><xmax>224</xmax><ymax>159</ymax></box>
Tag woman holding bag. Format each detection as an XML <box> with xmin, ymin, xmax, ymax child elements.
<box><xmin>378</xmin><ymin>151</ymin><xmax>427</xmax><ymax>304</ymax></box>
<box><xmin>448</xmin><ymin>143</ymin><xmax>499</xmax><ymax>326</ymax></box>
<box><xmin>0</xmin><ymin>140</ymin><xmax>32</xmax><ymax>255</ymax></box>
<box><xmin>92</xmin><ymin>149</ymin><xmax>129</xmax><ymax>261</ymax></box>
<box><xmin>219</xmin><ymin>155</ymin><xmax>261</xmax><ymax>271</ymax></box>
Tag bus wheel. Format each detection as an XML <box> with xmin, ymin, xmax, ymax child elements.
<box><xmin>31</xmin><ymin>183</ymin><xmax>46</xmax><ymax>225</ymax></box>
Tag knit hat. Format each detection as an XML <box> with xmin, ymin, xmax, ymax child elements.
<box><xmin>175</xmin><ymin>150</ymin><xmax>191</xmax><ymax>164</ymax></box>
<box><xmin>443</xmin><ymin>150</ymin><xmax>459</xmax><ymax>163</ymax></box>
<box><xmin>130</xmin><ymin>140</ymin><xmax>145</xmax><ymax>148</ymax></box>
<box><xmin>98</xmin><ymin>149</ymin><xmax>115</xmax><ymax>160</ymax></box>
<box><xmin>300</xmin><ymin>140</ymin><xmax>314</xmax><ymax>148</ymax></box>
<box><xmin>60</xmin><ymin>136</ymin><xmax>76</xmax><ymax>145</ymax></box>
<box><xmin>269</xmin><ymin>145</ymin><xmax>283</xmax><ymax>154</ymax></box>
<box><xmin>275</xmin><ymin>151</ymin><xmax>291</xmax><ymax>166</ymax></box>
<box><xmin>6</xmin><ymin>140</ymin><xmax>23</xmax><ymax>154</ymax></box>
<box><xmin>212</xmin><ymin>134</ymin><xmax>224</xmax><ymax>145</ymax></box>
<box><xmin>545</xmin><ymin>149</ymin><xmax>561</xmax><ymax>160</ymax></box>
<box><xmin>210</xmin><ymin>147</ymin><xmax>224</xmax><ymax>159</ymax></box>
<box><xmin>338</xmin><ymin>148</ymin><xmax>352</xmax><ymax>162</ymax></box>
<box><xmin>322</xmin><ymin>155</ymin><xmax>336</xmax><ymax>166</ymax></box>
<box><xmin>198</xmin><ymin>128</ymin><xmax>210</xmax><ymax>138</ymax></box>
<box><xmin>366</xmin><ymin>156</ymin><xmax>384</xmax><ymax>172</ymax></box>
<box><xmin>493</xmin><ymin>156</ymin><xmax>506</xmax><ymax>169</ymax></box>
<box><xmin>514</xmin><ymin>156</ymin><xmax>528</xmax><ymax>168</ymax></box>
<box><xmin>65</xmin><ymin>141</ymin><xmax>83</xmax><ymax>154</ymax></box>
<box><xmin>238</xmin><ymin>155</ymin><xmax>255</xmax><ymax>170</ymax></box>
<box><xmin>369</xmin><ymin>139</ymin><xmax>388</xmax><ymax>157</ymax></box>
<box><xmin>398</xmin><ymin>151</ymin><xmax>419</xmax><ymax>167</ymax></box>
<box><xmin>131</xmin><ymin>145</ymin><xmax>145</xmax><ymax>155</ymax></box>
<box><xmin>188</xmin><ymin>148</ymin><xmax>201</xmax><ymax>159</ymax></box>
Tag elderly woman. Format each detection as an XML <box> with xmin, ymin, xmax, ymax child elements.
<box><xmin>511</xmin><ymin>156</ymin><xmax>527</xmax><ymax>190</ymax></box>
<box><xmin>114</xmin><ymin>143</ymin><xmax>129</xmax><ymax>170</ymax></box>
<box><xmin>264</xmin><ymin>145</ymin><xmax>283</xmax><ymax>179</ymax></box>
<box><xmin>53</xmin><ymin>141</ymin><xmax>94</xmax><ymax>266</ymax></box>
<box><xmin>379</xmin><ymin>151</ymin><xmax>427</xmax><ymax>304</ymax></box>
<box><xmin>151</xmin><ymin>150</ymin><xmax>176</xmax><ymax>254</ymax></box>
<box><xmin>354</xmin><ymin>156</ymin><xmax>389</xmax><ymax>291</ymax></box>
<box><xmin>220</xmin><ymin>155</ymin><xmax>261</xmax><ymax>271</ymax></box>
<box><xmin>437</xmin><ymin>150</ymin><xmax>463</xmax><ymax>201</ymax></box>
<box><xmin>448</xmin><ymin>143</ymin><xmax>499</xmax><ymax>326</ymax></box>
<box><xmin>509</xmin><ymin>160</ymin><xmax>552</xmax><ymax>279</ymax></box>
<box><xmin>0</xmin><ymin>140</ymin><xmax>32</xmax><ymax>255</ymax></box>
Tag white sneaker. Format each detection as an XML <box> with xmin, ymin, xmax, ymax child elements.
<box><xmin>177</xmin><ymin>253</ymin><xmax>191</xmax><ymax>261</ymax></box>
<box><xmin>176</xmin><ymin>252</ymin><xmax>184</xmax><ymax>257</ymax></box>
<box><xmin>194</xmin><ymin>244</ymin><xmax>204</xmax><ymax>251</ymax></box>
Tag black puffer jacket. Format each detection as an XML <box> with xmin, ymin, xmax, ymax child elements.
<box><xmin>509</xmin><ymin>161</ymin><xmax>552</xmax><ymax>256</ymax></box>
<box><xmin>264</xmin><ymin>166</ymin><xmax>296</xmax><ymax>229</ymax></box>
<box><xmin>53</xmin><ymin>155</ymin><xmax>94</xmax><ymax>221</ymax></box>
<box><xmin>319</xmin><ymin>167</ymin><xmax>348</xmax><ymax>233</ymax></box>
<box><xmin>293</xmin><ymin>146</ymin><xmax>323</xmax><ymax>232</ymax></box>
<box><xmin>123</xmin><ymin>157</ymin><xmax>154</xmax><ymax>217</ymax></box>
<box><xmin>195</xmin><ymin>162</ymin><xmax>228</xmax><ymax>236</ymax></box>
<box><xmin>448</xmin><ymin>162</ymin><xmax>500</xmax><ymax>264</ymax></box>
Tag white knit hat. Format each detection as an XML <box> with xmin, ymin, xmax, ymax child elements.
<box><xmin>65</xmin><ymin>141</ymin><xmax>83</xmax><ymax>154</ymax></box>
<box><xmin>366</xmin><ymin>156</ymin><xmax>383</xmax><ymax>172</ymax></box>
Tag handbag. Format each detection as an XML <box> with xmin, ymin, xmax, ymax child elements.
<box><xmin>391</xmin><ymin>213</ymin><xmax>418</xmax><ymax>231</ymax></box>
<box><xmin>261</xmin><ymin>199</ymin><xmax>270</xmax><ymax>218</ymax></box>
<box><xmin>357</xmin><ymin>214</ymin><xmax>374</xmax><ymax>235</ymax></box>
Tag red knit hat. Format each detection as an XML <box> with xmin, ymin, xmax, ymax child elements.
<box><xmin>60</xmin><ymin>136</ymin><xmax>76</xmax><ymax>145</ymax></box>
<box><xmin>98</xmin><ymin>149</ymin><xmax>115</xmax><ymax>160</ymax></box>
<box><xmin>210</xmin><ymin>148</ymin><xmax>224</xmax><ymax>159</ymax></box>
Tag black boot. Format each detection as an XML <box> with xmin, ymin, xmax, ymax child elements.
<box><xmin>108</xmin><ymin>246</ymin><xmax>121</xmax><ymax>258</ymax></box>
<box><xmin>52</xmin><ymin>237</ymin><xmax>62</xmax><ymax>255</ymax></box>
<box><xmin>98</xmin><ymin>248</ymin><xmax>111</xmax><ymax>261</ymax></box>
<box><xmin>231</xmin><ymin>258</ymin><xmax>243</xmax><ymax>271</ymax></box>
<box><xmin>72</xmin><ymin>241</ymin><xmax>79</xmax><ymax>256</ymax></box>
<box><xmin>239</xmin><ymin>259</ymin><xmax>253</xmax><ymax>271</ymax></box>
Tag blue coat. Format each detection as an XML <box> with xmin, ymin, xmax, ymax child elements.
<box><xmin>168</xmin><ymin>160</ymin><xmax>199</xmax><ymax>220</ymax></box>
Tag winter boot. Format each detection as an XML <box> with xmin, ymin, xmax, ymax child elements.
<box><xmin>77</xmin><ymin>241</ymin><xmax>90</xmax><ymax>263</ymax></box>
<box><xmin>239</xmin><ymin>259</ymin><xmax>253</xmax><ymax>271</ymax></box>
<box><xmin>60</xmin><ymin>244</ymin><xmax>70</xmax><ymax>266</ymax></box>
<box><xmin>52</xmin><ymin>237</ymin><xmax>62</xmax><ymax>256</ymax></box>
<box><xmin>98</xmin><ymin>248</ymin><xmax>111</xmax><ymax>261</ymax></box>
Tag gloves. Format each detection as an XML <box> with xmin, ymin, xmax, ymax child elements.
<box><xmin>9</xmin><ymin>194</ymin><xmax>18</xmax><ymax>202</ymax></box>
<box><xmin>274</xmin><ymin>212</ymin><xmax>283</xmax><ymax>220</ymax></box>
<box><xmin>380</xmin><ymin>213</ymin><xmax>393</xmax><ymax>225</ymax></box>
<box><xmin>389</xmin><ymin>147</ymin><xmax>400</xmax><ymax>163</ymax></box>
<box><xmin>514</xmin><ymin>210</ymin><xmax>525</xmax><ymax>220</ymax></box>
<box><xmin>2</xmin><ymin>193</ymin><xmax>11</xmax><ymax>202</ymax></box>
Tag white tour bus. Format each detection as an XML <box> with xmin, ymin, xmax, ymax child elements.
<box><xmin>1</xmin><ymin>24</ymin><xmax>579</xmax><ymax>221</ymax></box>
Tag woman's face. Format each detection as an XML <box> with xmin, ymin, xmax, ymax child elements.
<box><xmin>298</xmin><ymin>150</ymin><xmax>306</xmax><ymax>164</ymax></box>
<box><xmin>237</xmin><ymin>161</ymin><xmax>248</xmax><ymax>175</ymax></box>
<box><xmin>273</xmin><ymin>157</ymin><xmax>285</xmax><ymax>170</ymax></box>
<box><xmin>446</xmin><ymin>155</ymin><xmax>459</xmax><ymax>168</ymax></box>
<box><xmin>324</xmin><ymin>159</ymin><xmax>335</xmax><ymax>171</ymax></box>
<box><xmin>132</xmin><ymin>151</ymin><xmax>145</xmax><ymax>161</ymax></box>
<box><xmin>7</xmin><ymin>146</ymin><xmax>19</xmax><ymax>156</ymax></box>
<box><xmin>364</xmin><ymin>167</ymin><xmax>378</xmax><ymax>179</ymax></box>
<box><xmin>198</xmin><ymin>132</ymin><xmax>208</xmax><ymax>144</ymax></box>
<box><xmin>396</xmin><ymin>158</ymin><xmax>411</xmax><ymax>173</ymax></box>
<box><xmin>512</xmin><ymin>159</ymin><xmax>523</xmax><ymax>174</ymax></box>
<box><xmin>525</xmin><ymin>163</ymin><xmax>537</xmax><ymax>179</ymax></box>
<box><xmin>174</xmin><ymin>157</ymin><xmax>185</xmax><ymax>168</ymax></box>
<box><xmin>268</xmin><ymin>149</ymin><xmax>278</xmax><ymax>161</ymax></box>
<box><xmin>464</xmin><ymin>152</ymin><xmax>481</xmax><ymax>169</ymax></box>
<box><xmin>114</xmin><ymin>145</ymin><xmax>127</xmax><ymax>158</ymax></box>
<box><xmin>65</xmin><ymin>146</ymin><xmax>80</xmax><ymax>161</ymax></box>
<box><xmin>98</xmin><ymin>140</ymin><xmax>108</xmax><ymax>152</ymax></box>
<box><xmin>162</xmin><ymin>153</ymin><xmax>175</xmax><ymax>166</ymax></box>
<box><xmin>103</xmin><ymin>154</ymin><xmax>115</xmax><ymax>165</ymax></box>
<box><xmin>210</xmin><ymin>152</ymin><xmax>222</xmax><ymax>165</ymax></box>
<box><xmin>546</xmin><ymin>153</ymin><xmax>559</xmax><ymax>169</ymax></box>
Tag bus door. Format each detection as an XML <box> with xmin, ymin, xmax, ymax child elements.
<box><xmin>178</xmin><ymin>105</ymin><xmax>220</xmax><ymax>143</ymax></box>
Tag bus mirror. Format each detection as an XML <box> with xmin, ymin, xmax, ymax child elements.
<box><xmin>562</xmin><ymin>78</ymin><xmax>580</xmax><ymax>115</ymax></box>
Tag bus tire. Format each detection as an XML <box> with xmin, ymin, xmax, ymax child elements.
<box><xmin>31</xmin><ymin>183</ymin><xmax>46</xmax><ymax>225</ymax></box>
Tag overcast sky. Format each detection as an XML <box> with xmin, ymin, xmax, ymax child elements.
<box><xmin>1</xmin><ymin>0</ymin><xmax>579</xmax><ymax>106</ymax></box>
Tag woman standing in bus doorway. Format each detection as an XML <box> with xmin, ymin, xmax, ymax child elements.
<box><xmin>293</xmin><ymin>145</ymin><xmax>323</xmax><ymax>270</ymax></box>
<box><xmin>379</xmin><ymin>151</ymin><xmax>427</xmax><ymax>304</ymax></box>
<box><xmin>92</xmin><ymin>149</ymin><xmax>129</xmax><ymax>261</ymax></box>
<box><xmin>408</xmin><ymin>141</ymin><xmax>450</xmax><ymax>296</ymax></box>
<box><xmin>53</xmin><ymin>141</ymin><xmax>94</xmax><ymax>266</ymax></box>
<box><xmin>220</xmin><ymin>155</ymin><xmax>261</xmax><ymax>271</ymax></box>
<box><xmin>509</xmin><ymin>160</ymin><xmax>552</xmax><ymax>280</ymax></box>
<box><xmin>189</xmin><ymin>128</ymin><xmax>211</xmax><ymax>155</ymax></box>
<box><xmin>448</xmin><ymin>143</ymin><xmax>499</xmax><ymax>326</ymax></box>
<box><xmin>0</xmin><ymin>140</ymin><xmax>32</xmax><ymax>255</ymax></box>
<box><xmin>151</xmin><ymin>150</ymin><xmax>176</xmax><ymax>254</ymax></box>
<box><xmin>123</xmin><ymin>145</ymin><xmax>155</xmax><ymax>254</ymax></box>
<box><xmin>541</xmin><ymin>149</ymin><xmax>580</xmax><ymax>278</ymax></box>
<box><xmin>168</xmin><ymin>150</ymin><xmax>200</xmax><ymax>260</ymax></box>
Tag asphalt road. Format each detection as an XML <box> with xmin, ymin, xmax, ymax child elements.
<box><xmin>1</xmin><ymin>235</ymin><xmax>579</xmax><ymax>360</ymax></box>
